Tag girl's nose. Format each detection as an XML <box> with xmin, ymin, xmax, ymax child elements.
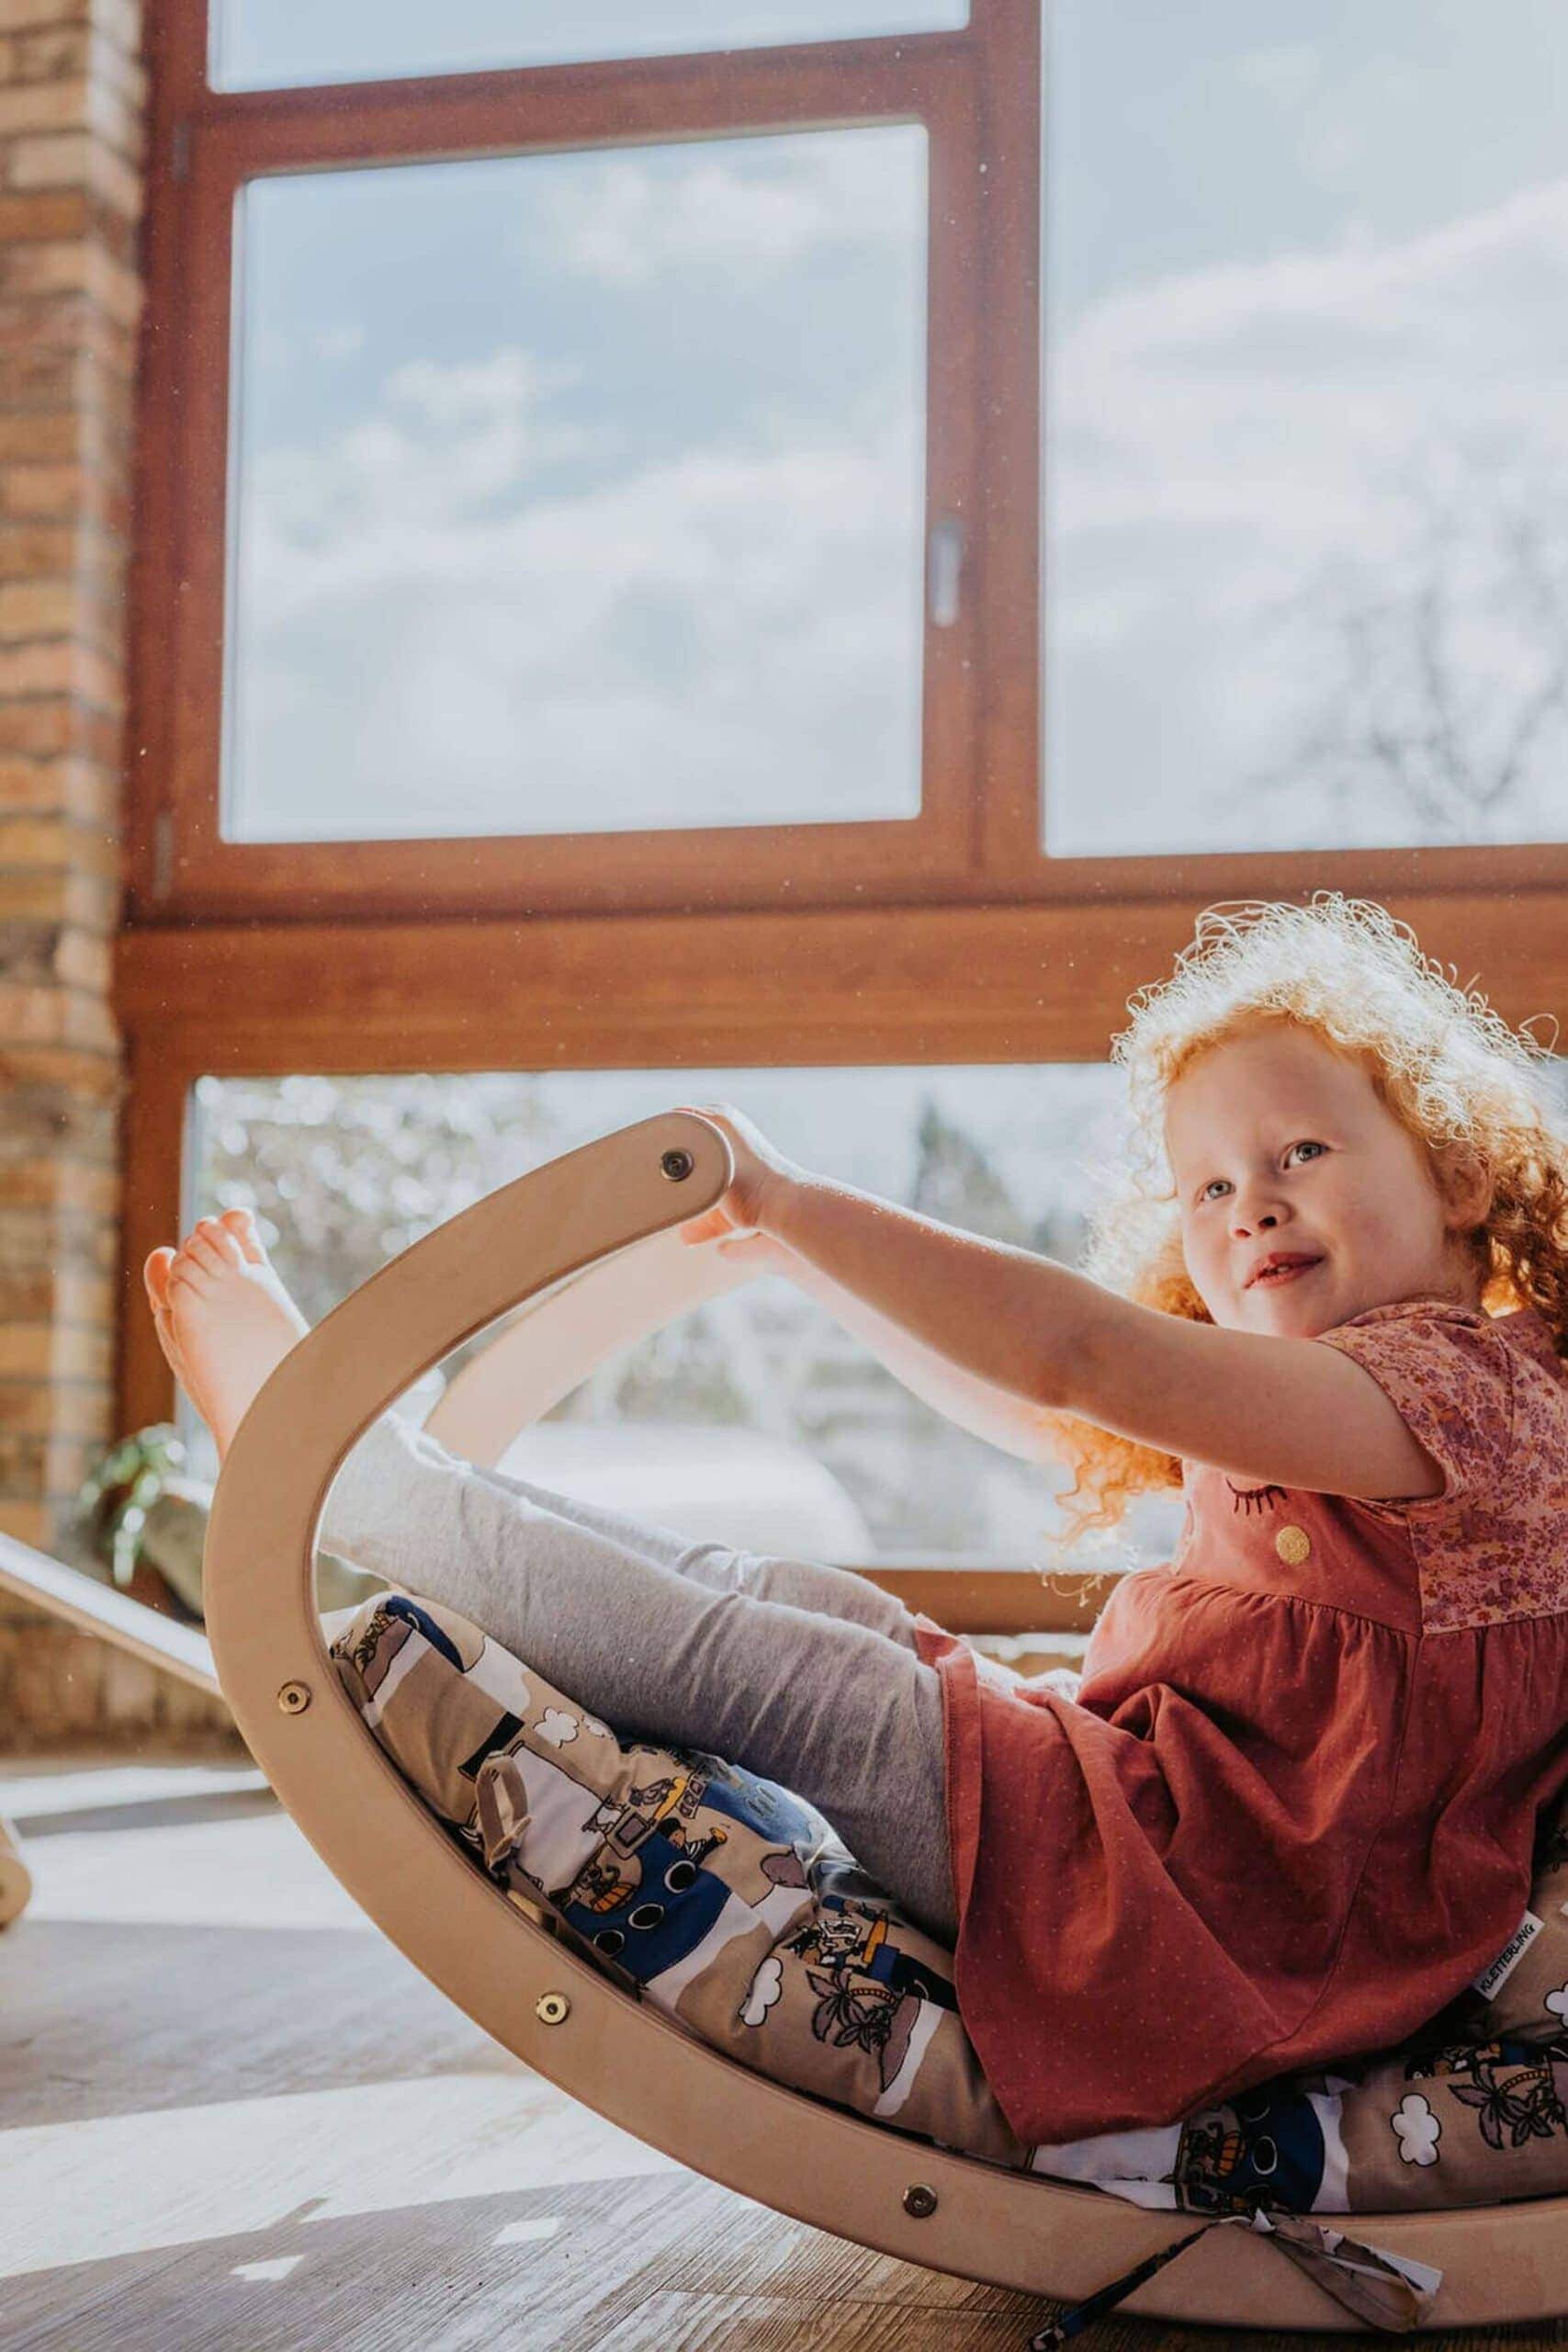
<box><xmin>1230</xmin><ymin>1187</ymin><xmax>1286</xmax><ymax>1238</ymax></box>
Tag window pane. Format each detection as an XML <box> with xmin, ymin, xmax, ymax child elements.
<box><xmin>186</xmin><ymin>1065</ymin><xmax>1182</xmax><ymax>1570</ymax></box>
<box><xmin>1043</xmin><ymin>0</ymin><xmax>1568</xmax><ymax>857</ymax></box>
<box><xmin>212</xmin><ymin>0</ymin><xmax>968</xmax><ymax>91</ymax></box>
<box><xmin>224</xmin><ymin>131</ymin><xmax>927</xmax><ymax>843</ymax></box>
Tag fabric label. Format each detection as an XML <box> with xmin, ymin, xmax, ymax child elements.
<box><xmin>1471</xmin><ymin>1908</ymin><xmax>1545</xmax><ymax>1999</ymax></box>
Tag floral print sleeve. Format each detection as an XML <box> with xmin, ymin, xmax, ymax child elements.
<box><xmin>1315</xmin><ymin>1301</ymin><xmax>1516</xmax><ymax>1514</ymax></box>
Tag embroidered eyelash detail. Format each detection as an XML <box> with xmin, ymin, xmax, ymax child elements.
<box><xmin>1225</xmin><ymin>1480</ymin><xmax>1286</xmax><ymax>1516</ymax></box>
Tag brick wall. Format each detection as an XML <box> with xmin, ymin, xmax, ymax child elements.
<box><xmin>0</xmin><ymin>0</ymin><xmax>238</xmax><ymax>1751</ymax></box>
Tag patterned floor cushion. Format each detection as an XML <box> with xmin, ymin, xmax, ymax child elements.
<box><xmin>324</xmin><ymin>1588</ymin><xmax>1568</xmax><ymax>2243</ymax></box>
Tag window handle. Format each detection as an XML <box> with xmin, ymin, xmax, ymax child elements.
<box><xmin>927</xmin><ymin>514</ymin><xmax>964</xmax><ymax>628</ymax></box>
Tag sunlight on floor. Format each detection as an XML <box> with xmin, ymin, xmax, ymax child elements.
<box><xmin>0</xmin><ymin>1762</ymin><xmax>680</xmax><ymax>2288</ymax></box>
<box><xmin>13</xmin><ymin>1810</ymin><xmax>375</xmax><ymax>1930</ymax></box>
<box><xmin>0</xmin><ymin>2073</ymin><xmax>678</xmax><ymax>2278</ymax></box>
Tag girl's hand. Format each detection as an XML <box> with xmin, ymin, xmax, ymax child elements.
<box><xmin>670</xmin><ymin>1101</ymin><xmax>803</xmax><ymax>1249</ymax></box>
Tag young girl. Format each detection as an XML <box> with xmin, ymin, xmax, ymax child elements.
<box><xmin>144</xmin><ymin>894</ymin><xmax>1568</xmax><ymax>2147</ymax></box>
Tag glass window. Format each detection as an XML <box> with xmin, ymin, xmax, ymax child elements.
<box><xmin>211</xmin><ymin>0</ymin><xmax>969</xmax><ymax>92</ymax></box>
<box><xmin>1043</xmin><ymin>0</ymin><xmax>1568</xmax><ymax>858</ymax></box>
<box><xmin>224</xmin><ymin>131</ymin><xmax>928</xmax><ymax>843</ymax></box>
<box><xmin>186</xmin><ymin>1064</ymin><xmax>1184</xmax><ymax>1570</ymax></box>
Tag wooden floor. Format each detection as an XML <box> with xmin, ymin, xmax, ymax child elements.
<box><xmin>5</xmin><ymin>1753</ymin><xmax>1568</xmax><ymax>2352</ymax></box>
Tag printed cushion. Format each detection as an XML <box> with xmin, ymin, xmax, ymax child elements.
<box><xmin>326</xmin><ymin>1588</ymin><xmax>1568</xmax><ymax>2227</ymax></box>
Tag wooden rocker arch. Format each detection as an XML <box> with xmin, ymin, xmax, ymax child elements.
<box><xmin>203</xmin><ymin>1112</ymin><xmax>1568</xmax><ymax>2334</ymax></box>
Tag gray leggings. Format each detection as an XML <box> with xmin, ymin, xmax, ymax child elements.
<box><xmin>321</xmin><ymin>1416</ymin><xmax>960</xmax><ymax>1944</ymax></box>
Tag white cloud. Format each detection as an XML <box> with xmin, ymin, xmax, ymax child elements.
<box><xmin>741</xmin><ymin>1953</ymin><xmax>784</xmax><ymax>2024</ymax></box>
<box><xmin>230</xmin><ymin>344</ymin><xmax>923</xmax><ymax>838</ymax></box>
<box><xmin>1234</xmin><ymin>43</ymin><xmax>1321</xmax><ymax>104</ymax></box>
<box><xmin>1391</xmin><ymin>2093</ymin><xmax>1441</xmax><ymax>2165</ymax></box>
<box><xmin>535</xmin><ymin>1707</ymin><xmax>580</xmax><ymax>1747</ymax></box>
<box><xmin>1046</xmin><ymin>175</ymin><xmax>1568</xmax><ymax>853</ymax></box>
<box><xmin>530</xmin><ymin>130</ymin><xmax>924</xmax><ymax>288</ymax></box>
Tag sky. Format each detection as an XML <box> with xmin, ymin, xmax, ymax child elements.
<box><xmin>217</xmin><ymin>1</ymin><xmax>1568</xmax><ymax>855</ymax></box>
<box><xmin>225</xmin><ymin>127</ymin><xmax>929</xmax><ymax>841</ymax></box>
<box><xmin>212</xmin><ymin>0</ymin><xmax>967</xmax><ymax>85</ymax></box>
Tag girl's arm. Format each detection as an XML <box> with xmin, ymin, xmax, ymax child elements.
<box><xmin>773</xmin><ymin>1244</ymin><xmax>1060</xmax><ymax>1464</ymax></box>
<box><xmin>762</xmin><ymin>1172</ymin><xmax>1090</xmax><ymax>1410</ymax></box>
<box><xmin>761</xmin><ymin>1171</ymin><xmax>1450</xmax><ymax>1504</ymax></box>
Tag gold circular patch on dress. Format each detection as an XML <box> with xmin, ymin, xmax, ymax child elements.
<box><xmin>1275</xmin><ymin>1524</ymin><xmax>1311</xmax><ymax>1566</ymax></box>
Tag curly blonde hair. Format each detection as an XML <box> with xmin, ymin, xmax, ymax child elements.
<box><xmin>1037</xmin><ymin>894</ymin><xmax>1568</xmax><ymax>1542</ymax></box>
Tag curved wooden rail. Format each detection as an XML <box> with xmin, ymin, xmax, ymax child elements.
<box><xmin>203</xmin><ymin>1110</ymin><xmax>1568</xmax><ymax>2331</ymax></box>
<box><xmin>424</xmin><ymin>1215</ymin><xmax>756</xmax><ymax>1464</ymax></box>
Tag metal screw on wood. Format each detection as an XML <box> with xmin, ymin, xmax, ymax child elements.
<box><xmin>536</xmin><ymin>1991</ymin><xmax>571</xmax><ymax>2025</ymax></box>
<box><xmin>902</xmin><ymin>2184</ymin><xmax>938</xmax><ymax>2219</ymax></box>
<box><xmin>660</xmin><ymin>1148</ymin><xmax>694</xmax><ymax>1182</ymax></box>
<box><xmin>277</xmin><ymin>1681</ymin><xmax>311</xmax><ymax>1714</ymax></box>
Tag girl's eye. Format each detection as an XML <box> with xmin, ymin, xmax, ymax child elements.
<box><xmin>1199</xmin><ymin>1143</ymin><xmax>1324</xmax><ymax>1203</ymax></box>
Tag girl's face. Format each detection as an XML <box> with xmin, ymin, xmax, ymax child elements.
<box><xmin>1162</xmin><ymin>1021</ymin><xmax>1485</xmax><ymax>1338</ymax></box>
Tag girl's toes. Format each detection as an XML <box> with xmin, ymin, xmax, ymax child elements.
<box><xmin>144</xmin><ymin>1248</ymin><xmax>175</xmax><ymax>1310</ymax></box>
<box><xmin>220</xmin><ymin>1207</ymin><xmax>265</xmax><ymax>1264</ymax></box>
<box><xmin>186</xmin><ymin>1224</ymin><xmax>241</xmax><ymax>1274</ymax></box>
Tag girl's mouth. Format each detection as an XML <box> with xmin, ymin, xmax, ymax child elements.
<box><xmin>1251</xmin><ymin>1257</ymin><xmax>1324</xmax><ymax>1289</ymax></box>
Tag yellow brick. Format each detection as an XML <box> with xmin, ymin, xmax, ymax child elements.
<box><xmin>51</xmin><ymin>1266</ymin><xmax>115</xmax><ymax>1326</ymax></box>
<box><xmin>0</xmin><ymin>1378</ymin><xmax>111</xmax><ymax>1437</ymax></box>
<box><xmin>0</xmin><ymin>580</ymin><xmax>76</xmax><ymax>634</ymax></box>
<box><xmin>0</xmin><ymin>1497</ymin><xmax>51</xmax><ymax>1547</ymax></box>
<box><xmin>0</xmin><ymin>978</ymin><xmax>118</xmax><ymax>1048</ymax></box>
<box><xmin>0</xmin><ymin>187</ymin><xmax>89</xmax><ymax>239</ymax></box>
<box><xmin>0</xmin><ymin>1328</ymin><xmax>51</xmax><ymax>1376</ymax></box>
<box><xmin>0</xmin><ymin>813</ymin><xmax>120</xmax><ymax>876</ymax></box>
<box><xmin>53</xmin><ymin>919</ymin><xmax>109</xmax><ymax>989</ymax></box>
<box><xmin>0</xmin><ymin>460</ymin><xmax>85</xmax><ymax>516</ymax></box>
<box><xmin>0</xmin><ymin>416</ymin><xmax>75</xmax><ymax>464</ymax></box>
<box><xmin>12</xmin><ymin>1622</ymin><xmax>107</xmax><ymax>1739</ymax></box>
<box><xmin>6</xmin><ymin>131</ymin><xmax>140</xmax><ymax>220</ymax></box>
<box><xmin>0</xmin><ymin>522</ymin><xmax>75</xmax><ymax>580</ymax></box>
<box><xmin>97</xmin><ymin>1644</ymin><xmax>162</xmax><ymax>1730</ymax></box>
<box><xmin>0</xmin><ymin>863</ymin><xmax>118</xmax><ymax>931</ymax></box>
<box><xmin>44</xmin><ymin>1428</ymin><xmax>106</xmax><ymax>1490</ymax></box>
<box><xmin>0</xmin><ymin>1044</ymin><xmax>120</xmax><ymax>1100</ymax></box>
<box><xmin>0</xmin><ymin>75</ymin><xmax>87</xmax><ymax>136</ymax></box>
<box><xmin>0</xmin><ymin>638</ymin><xmax>124</xmax><ymax>708</ymax></box>
<box><xmin>1</xmin><ymin>1157</ymin><xmax>118</xmax><ymax>1216</ymax></box>
<box><xmin>0</xmin><ymin>2</ymin><xmax>93</xmax><ymax>30</ymax></box>
<box><xmin>9</xmin><ymin>26</ymin><xmax>136</xmax><ymax>85</ymax></box>
<box><xmin>84</xmin><ymin>68</ymin><xmax>141</xmax><ymax>164</ymax></box>
<box><xmin>0</xmin><ymin>753</ymin><xmax>62</xmax><ymax>809</ymax></box>
<box><xmin>0</xmin><ymin>238</ymin><xmax>141</xmax><ymax>333</ymax></box>
<box><xmin>0</xmin><ymin>1325</ymin><xmax>109</xmax><ymax>1380</ymax></box>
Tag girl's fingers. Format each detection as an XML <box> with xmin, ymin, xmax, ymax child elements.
<box><xmin>677</xmin><ymin>1208</ymin><xmax>732</xmax><ymax>1246</ymax></box>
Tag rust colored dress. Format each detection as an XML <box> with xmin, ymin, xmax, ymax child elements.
<box><xmin>911</xmin><ymin>1296</ymin><xmax>1568</xmax><ymax>2147</ymax></box>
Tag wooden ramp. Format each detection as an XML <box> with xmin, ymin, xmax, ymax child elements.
<box><xmin>0</xmin><ymin>1530</ymin><xmax>220</xmax><ymax>1698</ymax></box>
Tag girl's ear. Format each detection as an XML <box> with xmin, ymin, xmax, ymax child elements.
<box><xmin>1437</xmin><ymin>1143</ymin><xmax>1493</xmax><ymax>1233</ymax></box>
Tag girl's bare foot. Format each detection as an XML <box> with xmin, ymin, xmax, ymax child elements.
<box><xmin>143</xmin><ymin>1209</ymin><xmax>310</xmax><ymax>1459</ymax></box>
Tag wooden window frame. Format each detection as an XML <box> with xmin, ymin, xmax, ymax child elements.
<box><xmin>128</xmin><ymin>0</ymin><xmax>1568</xmax><ymax>923</ymax></box>
<box><xmin>115</xmin><ymin>5</ymin><xmax>1568</xmax><ymax>1632</ymax></box>
<box><xmin>130</xmin><ymin>0</ymin><xmax>1014</xmax><ymax>923</ymax></box>
<box><xmin>112</xmin><ymin>891</ymin><xmax>1568</xmax><ymax>1634</ymax></box>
